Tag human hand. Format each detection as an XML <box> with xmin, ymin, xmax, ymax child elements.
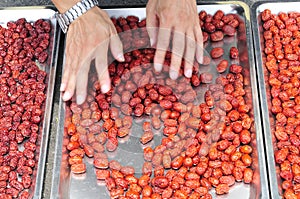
<box><xmin>57</xmin><ymin>6</ymin><xmax>124</xmax><ymax>104</ymax></box>
<box><xmin>146</xmin><ymin>0</ymin><xmax>203</xmax><ymax>80</ymax></box>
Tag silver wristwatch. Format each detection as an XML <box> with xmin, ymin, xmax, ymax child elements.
<box><xmin>56</xmin><ymin>0</ymin><xmax>99</xmax><ymax>33</ymax></box>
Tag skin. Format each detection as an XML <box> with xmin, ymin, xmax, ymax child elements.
<box><xmin>53</xmin><ymin>0</ymin><xmax>124</xmax><ymax>104</ymax></box>
<box><xmin>52</xmin><ymin>0</ymin><xmax>203</xmax><ymax>104</ymax></box>
<box><xmin>147</xmin><ymin>0</ymin><xmax>203</xmax><ymax>79</ymax></box>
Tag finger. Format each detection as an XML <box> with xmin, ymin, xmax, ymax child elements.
<box><xmin>154</xmin><ymin>27</ymin><xmax>171</xmax><ymax>72</ymax></box>
<box><xmin>110</xmin><ymin>26</ymin><xmax>124</xmax><ymax>62</ymax></box>
<box><xmin>60</xmin><ymin>35</ymin><xmax>74</xmax><ymax>92</ymax></box>
<box><xmin>146</xmin><ymin>14</ymin><xmax>158</xmax><ymax>47</ymax></box>
<box><xmin>184</xmin><ymin>30</ymin><xmax>196</xmax><ymax>78</ymax></box>
<box><xmin>146</xmin><ymin>0</ymin><xmax>159</xmax><ymax>47</ymax></box>
<box><xmin>75</xmin><ymin>61</ymin><xmax>90</xmax><ymax>105</ymax></box>
<box><xmin>195</xmin><ymin>25</ymin><xmax>204</xmax><ymax>64</ymax></box>
<box><xmin>95</xmin><ymin>42</ymin><xmax>111</xmax><ymax>93</ymax></box>
<box><xmin>60</xmin><ymin>54</ymin><xmax>71</xmax><ymax>92</ymax></box>
<box><xmin>169</xmin><ymin>29</ymin><xmax>185</xmax><ymax>80</ymax></box>
<box><xmin>62</xmin><ymin>39</ymin><xmax>80</xmax><ymax>101</ymax></box>
<box><xmin>62</xmin><ymin>69</ymin><xmax>76</xmax><ymax>102</ymax></box>
<box><xmin>98</xmin><ymin>66</ymin><xmax>111</xmax><ymax>94</ymax></box>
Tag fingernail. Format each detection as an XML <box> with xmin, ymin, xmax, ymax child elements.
<box><xmin>150</xmin><ymin>38</ymin><xmax>154</xmax><ymax>47</ymax></box>
<box><xmin>76</xmin><ymin>95</ymin><xmax>85</xmax><ymax>105</ymax></box>
<box><xmin>60</xmin><ymin>83</ymin><xmax>66</xmax><ymax>92</ymax></box>
<box><xmin>101</xmin><ymin>84</ymin><xmax>110</xmax><ymax>93</ymax></box>
<box><xmin>154</xmin><ymin>63</ymin><xmax>163</xmax><ymax>72</ymax></box>
<box><xmin>62</xmin><ymin>91</ymin><xmax>72</xmax><ymax>101</ymax></box>
<box><xmin>185</xmin><ymin>69</ymin><xmax>192</xmax><ymax>78</ymax></box>
<box><xmin>170</xmin><ymin>71</ymin><xmax>178</xmax><ymax>80</ymax></box>
<box><xmin>199</xmin><ymin>56</ymin><xmax>204</xmax><ymax>64</ymax></box>
<box><xmin>117</xmin><ymin>54</ymin><xmax>125</xmax><ymax>62</ymax></box>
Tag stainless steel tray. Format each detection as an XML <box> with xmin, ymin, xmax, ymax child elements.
<box><xmin>252</xmin><ymin>2</ymin><xmax>300</xmax><ymax>199</ymax></box>
<box><xmin>0</xmin><ymin>7</ymin><xmax>60</xmax><ymax>199</ymax></box>
<box><xmin>51</xmin><ymin>2</ymin><xmax>269</xmax><ymax>199</ymax></box>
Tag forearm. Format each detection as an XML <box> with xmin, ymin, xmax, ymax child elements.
<box><xmin>52</xmin><ymin>0</ymin><xmax>81</xmax><ymax>13</ymax></box>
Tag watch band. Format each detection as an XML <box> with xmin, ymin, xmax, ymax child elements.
<box><xmin>56</xmin><ymin>0</ymin><xmax>99</xmax><ymax>33</ymax></box>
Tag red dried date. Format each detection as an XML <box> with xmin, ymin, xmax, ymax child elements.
<box><xmin>210</xmin><ymin>47</ymin><xmax>224</xmax><ymax>59</ymax></box>
<box><xmin>215</xmin><ymin>183</ymin><xmax>230</xmax><ymax>195</ymax></box>
<box><xmin>159</xmin><ymin>100</ymin><xmax>173</xmax><ymax>110</ymax></box>
<box><xmin>204</xmin><ymin>23</ymin><xmax>216</xmax><ymax>33</ymax></box>
<box><xmin>158</xmin><ymin>85</ymin><xmax>172</xmax><ymax>96</ymax></box>
<box><xmin>202</xmin><ymin>56</ymin><xmax>211</xmax><ymax>65</ymax></box>
<box><xmin>230</xmin><ymin>64</ymin><xmax>243</xmax><ymax>74</ymax></box>
<box><xmin>222</xmin><ymin>25</ymin><xmax>236</xmax><ymax>36</ymax></box>
<box><xmin>151</xmin><ymin>176</ymin><xmax>169</xmax><ymax>189</ymax></box>
<box><xmin>96</xmin><ymin>169</ymin><xmax>110</xmax><ymax>180</ymax></box>
<box><xmin>200</xmin><ymin>72</ymin><xmax>213</xmax><ymax>84</ymax></box>
<box><xmin>216</xmin><ymin>60</ymin><xmax>229</xmax><ymax>73</ymax></box>
<box><xmin>230</xmin><ymin>47</ymin><xmax>239</xmax><ymax>59</ymax></box>
<box><xmin>71</xmin><ymin>163</ymin><xmax>86</xmax><ymax>174</ymax></box>
<box><xmin>140</xmin><ymin>131</ymin><xmax>154</xmax><ymax>145</ymax></box>
<box><xmin>210</xmin><ymin>31</ymin><xmax>224</xmax><ymax>42</ymax></box>
<box><xmin>120</xmin><ymin>166</ymin><xmax>135</xmax><ymax>176</ymax></box>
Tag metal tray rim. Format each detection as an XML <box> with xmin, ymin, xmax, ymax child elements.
<box><xmin>0</xmin><ymin>6</ymin><xmax>61</xmax><ymax>199</ymax></box>
<box><xmin>51</xmin><ymin>98</ymin><xmax>67</xmax><ymax>199</ymax></box>
<box><xmin>250</xmin><ymin>2</ymin><xmax>276</xmax><ymax>198</ymax></box>
<box><xmin>33</xmin><ymin>7</ymin><xmax>60</xmax><ymax>199</ymax></box>
<box><xmin>237</xmin><ymin>1</ymin><xmax>270</xmax><ymax>198</ymax></box>
<box><xmin>250</xmin><ymin>1</ymin><xmax>300</xmax><ymax>198</ymax></box>
<box><xmin>51</xmin><ymin>2</ymin><xmax>269</xmax><ymax>198</ymax></box>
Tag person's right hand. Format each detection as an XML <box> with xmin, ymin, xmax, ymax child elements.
<box><xmin>53</xmin><ymin>1</ymin><xmax>124</xmax><ymax>105</ymax></box>
<box><xmin>146</xmin><ymin>0</ymin><xmax>203</xmax><ymax>80</ymax></box>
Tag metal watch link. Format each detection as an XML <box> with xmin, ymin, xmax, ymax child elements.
<box><xmin>56</xmin><ymin>0</ymin><xmax>99</xmax><ymax>33</ymax></box>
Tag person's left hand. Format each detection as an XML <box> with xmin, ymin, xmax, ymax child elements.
<box><xmin>146</xmin><ymin>0</ymin><xmax>203</xmax><ymax>80</ymax></box>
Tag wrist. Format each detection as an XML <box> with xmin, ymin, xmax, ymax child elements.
<box><xmin>52</xmin><ymin>0</ymin><xmax>81</xmax><ymax>13</ymax></box>
<box><xmin>55</xmin><ymin>0</ymin><xmax>99</xmax><ymax>33</ymax></box>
